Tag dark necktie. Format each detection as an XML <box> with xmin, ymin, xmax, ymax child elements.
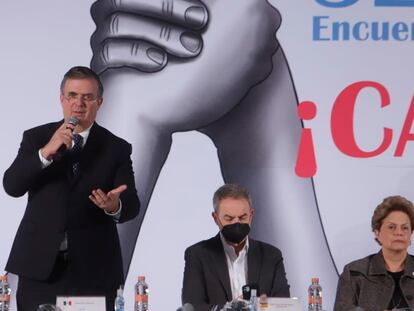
<box><xmin>72</xmin><ymin>134</ymin><xmax>83</xmax><ymax>175</ymax></box>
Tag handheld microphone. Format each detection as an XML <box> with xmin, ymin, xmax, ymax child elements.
<box><xmin>67</xmin><ymin>116</ymin><xmax>79</xmax><ymax>129</ymax></box>
<box><xmin>53</xmin><ymin>116</ymin><xmax>79</xmax><ymax>161</ymax></box>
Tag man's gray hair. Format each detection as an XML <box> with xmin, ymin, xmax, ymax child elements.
<box><xmin>213</xmin><ymin>184</ymin><xmax>252</xmax><ymax>212</ymax></box>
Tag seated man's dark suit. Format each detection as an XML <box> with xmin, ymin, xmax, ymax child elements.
<box><xmin>3</xmin><ymin>121</ymin><xmax>140</xmax><ymax>310</ymax></box>
<box><xmin>182</xmin><ymin>234</ymin><xmax>290</xmax><ymax>311</ymax></box>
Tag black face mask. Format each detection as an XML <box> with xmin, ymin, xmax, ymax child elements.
<box><xmin>221</xmin><ymin>223</ymin><xmax>250</xmax><ymax>244</ymax></box>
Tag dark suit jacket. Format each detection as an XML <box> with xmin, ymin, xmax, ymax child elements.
<box><xmin>3</xmin><ymin>121</ymin><xmax>140</xmax><ymax>294</ymax></box>
<box><xmin>182</xmin><ymin>234</ymin><xmax>290</xmax><ymax>311</ymax></box>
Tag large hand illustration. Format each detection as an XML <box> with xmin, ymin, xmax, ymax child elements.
<box><xmin>92</xmin><ymin>0</ymin><xmax>280</xmax><ymax>131</ymax></box>
<box><xmin>199</xmin><ymin>46</ymin><xmax>339</xmax><ymax>303</ymax></box>
<box><xmin>91</xmin><ymin>0</ymin><xmax>281</xmax><ymax>279</ymax></box>
<box><xmin>91</xmin><ymin>0</ymin><xmax>209</xmax><ymax>73</ymax></box>
<box><xmin>90</xmin><ymin>1</ymin><xmax>338</xmax><ymax>306</ymax></box>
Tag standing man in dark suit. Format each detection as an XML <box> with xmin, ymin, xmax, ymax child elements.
<box><xmin>3</xmin><ymin>66</ymin><xmax>140</xmax><ymax>311</ymax></box>
<box><xmin>182</xmin><ymin>184</ymin><xmax>290</xmax><ymax>311</ymax></box>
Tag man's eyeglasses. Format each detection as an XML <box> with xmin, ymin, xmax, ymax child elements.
<box><xmin>63</xmin><ymin>93</ymin><xmax>99</xmax><ymax>104</ymax></box>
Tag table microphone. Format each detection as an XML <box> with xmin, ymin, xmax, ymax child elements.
<box><xmin>176</xmin><ymin>303</ymin><xmax>194</xmax><ymax>311</ymax></box>
<box><xmin>242</xmin><ymin>283</ymin><xmax>259</xmax><ymax>300</ymax></box>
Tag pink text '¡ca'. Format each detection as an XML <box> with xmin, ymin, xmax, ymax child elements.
<box><xmin>296</xmin><ymin>81</ymin><xmax>414</xmax><ymax>177</ymax></box>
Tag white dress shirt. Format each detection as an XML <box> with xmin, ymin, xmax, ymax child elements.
<box><xmin>220</xmin><ymin>232</ymin><xmax>249</xmax><ymax>300</ymax></box>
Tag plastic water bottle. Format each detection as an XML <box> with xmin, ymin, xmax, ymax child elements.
<box><xmin>134</xmin><ymin>276</ymin><xmax>148</xmax><ymax>311</ymax></box>
<box><xmin>114</xmin><ymin>285</ymin><xmax>125</xmax><ymax>311</ymax></box>
<box><xmin>308</xmin><ymin>277</ymin><xmax>322</xmax><ymax>311</ymax></box>
<box><xmin>0</xmin><ymin>274</ymin><xmax>11</xmax><ymax>311</ymax></box>
<box><xmin>249</xmin><ymin>289</ymin><xmax>258</xmax><ymax>311</ymax></box>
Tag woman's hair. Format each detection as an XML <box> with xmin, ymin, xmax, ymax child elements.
<box><xmin>371</xmin><ymin>195</ymin><xmax>414</xmax><ymax>242</ymax></box>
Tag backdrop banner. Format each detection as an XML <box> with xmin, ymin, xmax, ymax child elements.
<box><xmin>1</xmin><ymin>1</ymin><xmax>413</xmax><ymax>310</ymax></box>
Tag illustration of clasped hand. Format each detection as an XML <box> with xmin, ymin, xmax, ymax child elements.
<box><xmin>90</xmin><ymin>0</ymin><xmax>339</xmax><ymax>304</ymax></box>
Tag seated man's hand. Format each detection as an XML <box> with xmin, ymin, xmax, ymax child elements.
<box><xmin>91</xmin><ymin>0</ymin><xmax>209</xmax><ymax>73</ymax></box>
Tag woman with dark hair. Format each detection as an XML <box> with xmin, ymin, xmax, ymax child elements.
<box><xmin>334</xmin><ymin>195</ymin><xmax>414</xmax><ymax>311</ymax></box>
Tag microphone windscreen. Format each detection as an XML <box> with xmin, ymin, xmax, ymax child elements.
<box><xmin>68</xmin><ymin>116</ymin><xmax>79</xmax><ymax>127</ymax></box>
<box><xmin>54</xmin><ymin>116</ymin><xmax>80</xmax><ymax>160</ymax></box>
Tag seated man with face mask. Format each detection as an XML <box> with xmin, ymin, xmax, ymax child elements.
<box><xmin>181</xmin><ymin>184</ymin><xmax>290</xmax><ymax>311</ymax></box>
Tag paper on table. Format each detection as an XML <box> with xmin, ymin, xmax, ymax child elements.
<box><xmin>56</xmin><ymin>296</ymin><xmax>106</xmax><ymax>311</ymax></box>
<box><xmin>262</xmin><ymin>297</ymin><xmax>301</xmax><ymax>311</ymax></box>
